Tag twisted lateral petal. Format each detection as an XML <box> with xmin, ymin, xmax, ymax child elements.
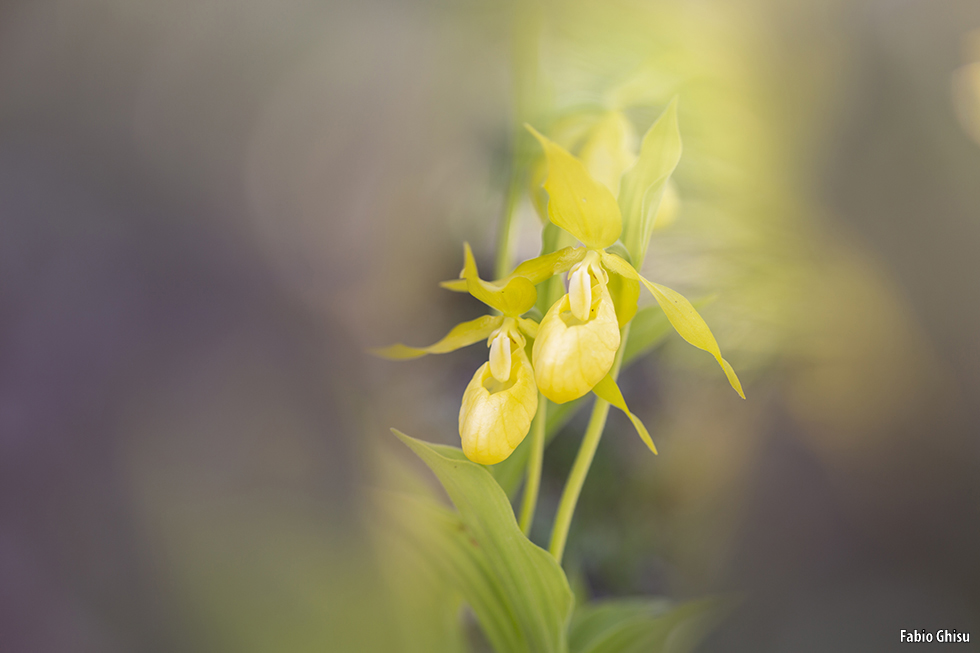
<box><xmin>532</xmin><ymin>281</ymin><xmax>620</xmax><ymax>404</ymax></box>
<box><xmin>592</xmin><ymin>374</ymin><xmax>657</xmax><ymax>454</ymax></box>
<box><xmin>459</xmin><ymin>348</ymin><xmax>538</xmax><ymax>465</ymax></box>
<box><xmin>600</xmin><ymin>251</ymin><xmax>745</xmax><ymax>399</ymax></box>
<box><xmin>439</xmin><ymin>246</ymin><xmax>587</xmax><ymax>293</ymax></box>
<box><xmin>370</xmin><ymin>315</ymin><xmax>504</xmax><ymax>360</ymax></box>
<box><xmin>526</xmin><ymin>125</ymin><xmax>623</xmax><ymax>249</ymax></box>
<box><xmin>461</xmin><ymin>243</ymin><xmax>537</xmax><ymax>316</ymax></box>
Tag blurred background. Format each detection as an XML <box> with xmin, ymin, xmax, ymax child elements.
<box><xmin>2</xmin><ymin>0</ymin><xmax>980</xmax><ymax>651</ymax></box>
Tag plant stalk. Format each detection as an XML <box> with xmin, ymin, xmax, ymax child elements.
<box><xmin>518</xmin><ymin>393</ymin><xmax>548</xmax><ymax>535</ymax></box>
<box><xmin>548</xmin><ymin>324</ymin><xmax>632</xmax><ymax>563</ymax></box>
<box><xmin>494</xmin><ymin>159</ymin><xmax>523</xmax><ymax>280</ymax></box>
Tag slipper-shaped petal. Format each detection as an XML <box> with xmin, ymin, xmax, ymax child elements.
<box><xmin>459</xmin><ymin>347</ymin><xmax>538</xmax><ymax>465</ymax></box>
<box><xmin>532</xmin><ymin>278</ymin><xmax>620</xmax><ymax>404</ymax></box>
<box><xmin>370</xmin><ymin>315</ymin><xmax>504</xmax><ymax>360</ymax></box>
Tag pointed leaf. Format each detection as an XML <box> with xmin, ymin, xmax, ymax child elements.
<box><xmin>569</xmin><ymin>598</ymin><xmax>732</xmax><ymax>653</ymax></box>
<box><xmin>376</xmin><ymin>490</ymin><xmax>521</xmax><ymax>653</ymax></box>
<box><xmin>393</xmin><ymin>430</ymin><xmax>574</xmax><ymax>653</ymax></box>
<box><xmin>371</xmin><ymin>315</ymin><xmax>504</xmax><ymax>360</ymax></box>
<box><xmin>527</xmin><ymin>125</ymin><xmax>623</xmax><ymax>249</ymax></box>
<box><xmin>618</xmin><ymin>99</ymin><xmax>682</xmax><ymax>262</ymax></box>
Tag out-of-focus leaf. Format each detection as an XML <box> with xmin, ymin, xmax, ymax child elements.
<box><xmin>622</xmin><ymin>305</ymin><xmax>671</xmax><ymax>364</ymax></box>
<box><xmin>569</xmin><ymin>598</ymin><xmax>731</xmax><ymax>653</ymax></box>
<box><xmin>376</xmin><ymin>490</ymin><xmax>517</xmax><ymax>653</ymax></box>
<box><xmin>393</xmin><ymin>430</ymin><xmax>574</xmax><ymax>653</ymax></box>
<box><xmin>373</xmin><ymin>492</ymin><xmax>471</xmax><ymax>653</ymax></box>
<box><xmin>618</xmin><ymin>99</ymin><xmax>682</xmax><ymax>263</ymax></box>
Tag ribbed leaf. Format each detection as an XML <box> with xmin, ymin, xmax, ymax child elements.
<box><xmin>394</xmin><ymin>430</ymin><xmax>574</xmax><ymax>653</ymax></box>
<box><xmin>569</xmin><ymin>598</ymin><xmax>731</xmax><ymax>653</ymax></box>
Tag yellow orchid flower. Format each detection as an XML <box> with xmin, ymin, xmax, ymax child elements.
<box><xmin>524</xmin><ymin>122</ymin><xmax>745</xmax><ymax>401</ymax></box>
<box><xmin>372</xmin><ymin>244</ymin><xmax>540</xmax><ymax>465</ymax></box>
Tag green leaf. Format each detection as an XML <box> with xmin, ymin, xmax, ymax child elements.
<box><xmin>622</xmin><ymin>305</ymin><xmax>672</xmax><ymax>364</ymax></box>
<box><xmin>393</xmin><ymin>430</ymin><xmax>574</xmax><ymax>653</ymax></box>
<box><xmin>373</xmin><ymin>492</ymin><xmax>472</xmax><ymax>653</ymax></box>
<box><xmin>569</xmin><ymin>598</ymin><xmax>732</xmax><ymax>653</ymax></box>
<box><xmin>376</xmin><ymin>490</ymin><xmax>518</xmax><ymax>653</ymax></box>
<box><xmin>619</xmin><ymin>99</ymin><xmax>682</xmax><ymax>263</ymax></box>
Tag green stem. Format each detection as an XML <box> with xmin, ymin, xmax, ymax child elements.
<box><xmin>494</xmin><ymin>159</ymin><xmax>523</xmax><ymax>280</ymax></box>
<box><xmin>518</xmin><ymin>393</ymin><xmax>548</xmax><ymax>535</ymax></box>
<box><xmin>548</xmin><ymin>324</ymin><xmax>632</xmax><ymax>564</ymax></box>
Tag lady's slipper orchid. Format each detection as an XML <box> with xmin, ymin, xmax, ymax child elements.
<box><xmin>372</xmin><ymin>244</ymin><xmax>540</xmax><ymax>465</ymax></box>
<box><xmin>532</xmin><ymin>250</ymin><xmax>620</xmax><ymax>403</ymax></box>
<box><xmin>521</xmin><ymin>125</ymin><xmax>744</xmax><ymax>400</ymax></box>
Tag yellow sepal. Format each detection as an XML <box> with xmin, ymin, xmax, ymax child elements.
<box><xmin>532</xmin><ymin>280</ymin><xmax>620</xmax><ymax>404</ymax></box>
<box><xmin>578</xmin><ymin>111</ymin><xmax>636</xmax><ymax>198</ymax></box>
<box><xmin>600</xmin><ymin>251</ymin><xmax>745</xmax><ymax>398</ymax></box>
<box><xmin>459</xmin><ymin>347</ymin><xmax>538</xmax><ymax>465</ymax></box>
<box><xmin>526</xmin><ymin>125</ymin><xmax>623</xmax><ymax>250</ymax></box>
<box><xmin>592</xmin><ymin>374</ymin><xmax>657</xmax><ymax>454</ymax></box>
<box><xmin>370</xmin><ymin>315</ymin><xmax>504</xmax><ymax>360</ymax></box>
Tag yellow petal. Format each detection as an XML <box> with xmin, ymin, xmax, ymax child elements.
<box><xmin>606</xmin><ymin>268</ymin><xmax>640</xmax><ymax>328</ymax></box>
<box><xmin>510</xmin><ymin>246</ymin><xmax>588</xmax><ymax>285</ymax></box>
<box><xmin>459</xmin><ymin>348</ymin><xmax>538</xmax><ymax>465</ymax></box>
<box><xmin>532</xmin><ymin>280</ymin><xmax>620</xmax><ymax>404</ymax></box>
<box><xmin>461</xmin><ymin>243</ymin><xmax>537</xmax><ymax>316</ymax></box>
<box><xmin>526</xmin><ymin>125</ymin><xmax>623</xmax><ymax>250</ymax></box>
<box><xmin>517</xmin><ymin>317</ymin><xmax>539</xmax><ymax>340</ymax></box>
<box><xmin>600</xmin><ymin>251</ymin><xmax>745</xmax><ymax>398</ymax></box>
<box><xmin>370</xmin><ymin>315</ymin><xmax>504</xmax><ymax>360</ymax></box>
<box><xmin>592</xmin><ymin>374</ymin><xmax>657</xmax><ymax>454</ymax></box>
<box><xmin>578</xmin><ymin>111</ymin><xmax>636</xmax><ymax>198</ymax></box>
<box><xmin>439</xmin><ymin>246</ymin><xmax>587</xmax><ymax>294</ymax></box>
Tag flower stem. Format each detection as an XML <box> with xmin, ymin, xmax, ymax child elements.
<box><xmin>518</xmin><ymin>393</ymin><xmax>548</xmax><ymax>535</ymax></box>
<box><xmin>494</xmin><ymin>153</ymin><xmax>523</xmax><ymax>280</ymax></box>
<box><xmin>548</xmin><ymin>324</ymin><xmax>632</xmax><ymax>564</ymax></box>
